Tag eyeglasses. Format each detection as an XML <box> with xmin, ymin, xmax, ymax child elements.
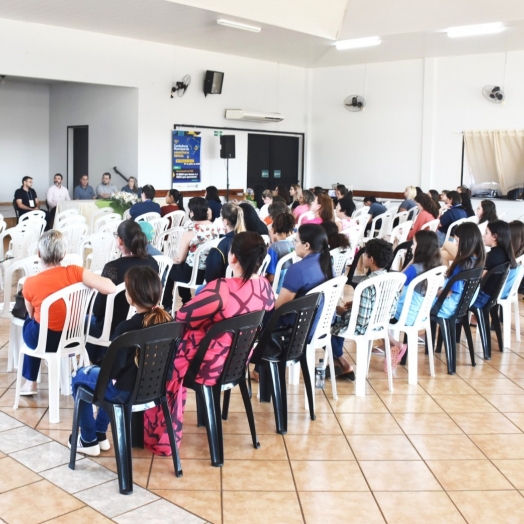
<box><xmin>292</xmin><ymin>237</ymin><xmax>305</xmax><ymax>245</ymax></box>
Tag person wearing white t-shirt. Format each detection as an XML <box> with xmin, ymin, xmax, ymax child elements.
<box><xmin>46</xmin><ymin>173</ymin><xmax>70</xmax><ymax>221</ymax></box>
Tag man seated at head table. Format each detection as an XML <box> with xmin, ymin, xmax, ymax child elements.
<box><xmin>74</xmin><ymin>175</ymin><xmax>96</xmax><ymax>200</ymax></box>
<box><xmin>96</xmin><ymin>172</ymin><xmax>118</xmax><ymax>199</ymax></box>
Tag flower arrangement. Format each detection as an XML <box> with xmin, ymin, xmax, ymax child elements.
<box><xmin>95</xmin><ymin>191</ymin><xmax>138</xmax><ymax>216</ymax></box>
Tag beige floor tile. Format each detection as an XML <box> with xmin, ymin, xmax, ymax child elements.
<box><xmin>504</xmin><ymin>412</ymin><xmax>524</xmax><ymax>432</ymax></box>
<box><xmin>0</xmin><ymin>456</ymin><xmax>41</xmax><ymax>493</ymax></box>
<box><xmin>393</xmin><ymin>413</ymin><xmax>463</xmax><ymax>434</ymax></box>
<box><xmin>284</xmin><ymin>411</ymin><xmax>343</xmax><ymax>435</ymax></box>
<box><xmin>153</xmin><ymin>489</ymin><xmax>221</xmax><ymax>524</ymax></box>
<box><xmin>328</xmin><ymin>395</ymin><xmax>388</xmax><ymax>414</ymax></box>
<box><xmin>347</xmin><ymin>434</ymin><xmax>420</xmax><ymax>461</ymax></box>
<box><xmin>465</xmin><ymin>378</ymin><xmax>524</xmax><ymax>395</ymax></box>
<box><xmin>223</xmin><ymin>459</ymin><xmax>295</xmax><ymax>491</ymax></box>
<box><xmin>0</xmin><ymin>406</ymin><xmax>47</xmax><ymax>428</ymax></box>
<box><xmin>179</xmin><ymin>433</ymin><xmax>214</xmax><ymax>460</ymax></box>
<box><xmin>495</xmin><ymin>365</ymin><xmax>524</xmax><ymax>379</ymax></box>
<box><xmin>482</xmin><ymin>394</ymin><xmax>524</xmax><ymax>412</ymax></box>
<box><xmin>427</xmin><ymin>459</ymin><xmax>513</xmax><ymax>490</ymax></box>
<box><xmin>375</xmin><ymin>491</ymin><xmax>466</xmax><ymax>524</ymax></box>
<box><xmin>368</xmin><ymin>378</ymin><xmax>425</xmax><ymax>395</ymax></box>
<box><xmin>337</xmin><ymin>413</ymin><xmax>403</xmax><ymax>435</ymax></box>
<box><xmin>0</xmin><ymin>479</ymin><xmax>84</xmax><ymax>524</ymax></box>
<box><xmin>449</xmin><ymin>412</ymin><xmax>522</xmax><ymax>434</ymax></box>
<box><xmin>455</xmin><ymin>364</ymin><xmax>504</xmax><ymax>379</ymax></box>
<box><xmin>36</xmin><ymin>408</ymin><xmax>75</xmax><ymax>431</ymax></box>
<box><xmin>299</xmin><ymin>491</ymin><xmax>385</xmax><ymax>523</ymax></box>
<box><xmin>148</xmin><ymin>457</ymin><xmax>221</xmax><ymax>491</ymax></box>
<box><xmin>492</xmin><ymin>460</ymin><xmax>524</xmax><ymax>489</ymax></box>
<box><xmin>381</xmin><ymin>394</ymin><xmax>444</xmax><ymax>413</ymax></box>
<box><xmin>409</xmin><ymin>434</ymin><xmax>485</xmax><ymax>460</ymax></box>
<box><xmin>222</xmin><ymin>491</ymin><xmax>303</xmax><ymax>524</ymax></box>
<box><xmin>291</xmin><ymin>460</ymin><xmax>369</xmax><ymax>491</ymax></box>
<box><xmin>448</xmin><ymin>490</ymin><xmax>524</xmax><ymax>524</ymax></box>
<box><xmin>43</xmin><ymin>506</ymin><xmax>113</xmax><ymax>523</ymax></box>
<box><xmin>431</xmin><ymin>394</ymin><xmax>498</xmax><ymax>413</ymax></box>
<box><xmin>360</xmin><ymin>461</ymin><xmax>441</xmax><ymax>491</ymax></box>
<box><xmin>418</xmin><ymin>378</ymin><xmax>477</xmax><ymax>395</ymax></box>
<box><xmin>91</xmin><ymin>457</ymin><xmax>152</xmax><ymax>489</ymax></box>
<box><xmin>470</xmin><ymin>434</ymin><xmax>524</xmax><ymax>459</ymax></box>
<box><xmin>284</xmin><ymin>434</ymin><xmax>355</xmax><ymax>461</ymax></box>
<box><xmin>223</xmin><ymin>433</ymin><xmax>287</xmax><ymax>461</ymax></box>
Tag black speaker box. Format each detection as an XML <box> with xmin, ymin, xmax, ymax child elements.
<box><xmin>204</xmin><ymin>71</ymin><xmax>224</xmax><ymax>96</ymax></box>
<box><xmin>220</xmin><ymin>135</ymin><xmax>235</xmax><ymax>159</ymax></box>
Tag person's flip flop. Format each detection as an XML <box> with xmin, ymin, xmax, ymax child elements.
<box><xmin>325</xmin><ymin>365</ymin><xmax>343</xmax><ymax>380</ymax></box>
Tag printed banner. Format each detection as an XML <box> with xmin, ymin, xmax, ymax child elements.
<box><xmin>172</xmin><ymin>131</ymin><xmax>201</xmax><ymax>185</ymax></box>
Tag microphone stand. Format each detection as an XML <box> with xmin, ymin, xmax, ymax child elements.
<box><xmin>112</xmin><ymin>166</ymin><xmax>129</xmax><ymax>184</ymax></box>
<box><xmin>226</xmin><ymin>158</ymin><xmax>230</xmax><ymax>202</ymax></box>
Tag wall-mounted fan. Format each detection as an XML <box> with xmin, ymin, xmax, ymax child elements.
<box><xmin>482</xmin><ymin>85</ymin><xmax>505</xmax><ymax>104</ymax></box>
<box><xmin>344</xmin><ymin>95</ymin><xmax>366</xmax><ymax>112</ymax></box>
<box><xmin>171</xmin><ymin>74</ymin><xmax>191</xmax><ymax>98</ymax></box>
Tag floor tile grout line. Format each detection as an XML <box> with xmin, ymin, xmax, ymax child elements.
<box><xmin>281</xmin><ymin>430</ymin><xmax>306</xmax><ymax>524</ymax></box>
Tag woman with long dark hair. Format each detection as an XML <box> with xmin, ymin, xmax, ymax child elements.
<box><xmin>476</xmin><ymin>200</ymin><xmax>498</xmax><ymax>224</ymax></box>
<box><xmin>239</xmin><ymin>201</ymin><xmax>269</xmax><ymax>236</ymax></box>
<box><xmin>407</xmin><ymin>193</ymin><xmax>440</xmax><ymax>240</ymax></box>
<box><xmin>161</xmin><ymin>189</ymin><xmax>184</xmax><ymax>217</ymax></box>
<box><xmin>144</xmin><ymin>232</ymin><xmax>275</xmax><ymax>454</ymax></box>
<box><xmin>205</xmin><ymin>185</ymin><xmax>222</xmax><ymax>220</ymax></box>
<box><xmin>274</xmin><ymin>184</ymin><xmax>290</xmax><ymax>205</ymax></box>
<box><xmin>302</xmin><ymin>193</ymin><xmax>335</xmax><ymax>225</ymax></box>
<box><xmin>428</xmin><ymin>189</ymin><xmax>440</xmax><ymax>208</ymax></box>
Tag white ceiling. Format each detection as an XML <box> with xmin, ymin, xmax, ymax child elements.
<box><xmin>1</xmin><ymin>0</ymin><xmax>524</xmax><ymax>67</ymax></box>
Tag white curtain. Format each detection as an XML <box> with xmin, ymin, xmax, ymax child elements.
<box><xmin>464</xmin><ymin>130</ymin><xmax>524</xmax><ymax>195</ymax></box>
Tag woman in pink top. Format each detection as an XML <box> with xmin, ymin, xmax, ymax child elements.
<box><xmin>293</xmin><ymin>189</ymin><xmax>314</xmax><ymax>219</ymax></box>
<box><xmin>407</xmin><ymin>193</ymin><xmax>440</xmax><ymax>241</ymax></box>
<box><xmin>301</xmin><ymin>193</ymin><xmax>334</xmax><ymax>226</ymax></box>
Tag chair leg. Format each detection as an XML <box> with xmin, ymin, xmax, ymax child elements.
<box><xmin>195</xmin><ymin>391</ymin><xmax>206</xmax><ymax>427</ymax></box>
<box><xmin>212</xmin><ymin>385</ymin><xmax>224</xmax><ymax>467</ymax></box>
<box><xmin>490</xmin><ymin>307</ymin><xmax>503</xmax><ymax>353</ymax></box>
<box><xmin>13</xmin><ymin>350</ymin><xmax>25</xmax><ymax>410</ymax></box>
<box><xmin>269</xmin><ymin>361</ymin><xmax>286</xmax><ymax>434</ymax></box>
<box><xmin>300</xmin><ymin>355</ymin><xmax>316</xmax><ymax>422</ymax></box>
<box><xmin>501</xmin><ymin>302</ymin><xmax>511</xmax><ymax>349</ymax></box>
<box><xmin>407</xmin><ymin>330</ymin><xmax>418</xmax><ymax>385</ymax></box>
<box><xmin>355</xmin><ymin>340</ymin><xmax>368</xmax><ymax>398</ymax></box>
<box><xmin>461</xmin><ymin>318</ymin><xmax>476</xmax><ymax>367</ymax></box>
<box><xmin>324</xmin><ymin>340</ymin><xmax>338</xmax><ymax>401</ymax></box>
<box><xmin>110</xmin><ymin>404</ymin><xmax>134</xmax><ymax>495</ymax></box>
<box><xmin>222</xmin><ymin>389</ymin><xmax>231</xmax><ymax>421</ymax></box>
<box><xmin>68</xmin><ymin>395</ymin><xmax>84</xmax><ymax>470</ymax></box>
<box><xmin>515</xmin><ymin>300</ymin><xmax>521</xmax><ymax>342</ymax></box>
<box><xmin>439</xmin><ymin>320</ymin><xmax>456</xmax><ymax>374</ymax></box>
<box><xmin>384</xmin><ymin>337</ymin><xmax>394</xmax><ymax>393</ymax></box>
<box><xmin>160</xmin><ymin>398</ymin><xmax>183</xmax><ymax>477</ymax></box>
<box><xmin>425</xmin><ymin>324</ymin><xmax>435</xmax><ymax>378</ymax></box>
<box><xmin>48</xmin><ymin>357</ymin><xmax>61</xmax><ymax>424</ymax></box>
<box><xmin>258</xmin><ymin>363</ymin><xmax>272</xmax><ymax>403</ymax></box>
<box><xmin>239</xmin><ymin>379</ymin><xmax>260</xmax><ymax>449</ymax></box>
<box><xmin>199</xmin><ymin>386</ymin><xmax>223</xmax><ymax>467</ymax></box>
<box><xmin>476</xmin><ymin>307</ymin><xmax>492</xmax><ymax>360</ymax></box>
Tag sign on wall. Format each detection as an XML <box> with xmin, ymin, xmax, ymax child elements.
<box><xmin>172</xmin><ymin>131</ymin><xmax>201</xmax><ymax>185</ymax></box>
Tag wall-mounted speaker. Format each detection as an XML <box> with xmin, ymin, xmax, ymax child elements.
<box><xmin>204</xmin><ymin>71</ymin><xmax>224</xmax><ymax>97</ymax></box>
<box><xmin>220</xmin><ymin>135</ymin><xmax>235</xmax><ymax>159</ymax></box>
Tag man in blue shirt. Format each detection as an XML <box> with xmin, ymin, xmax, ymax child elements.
<box><xmin>73</xmin><ymin>175</ymin><xmax>96</xmax><ymax>200</ymax></box>
<box><xmin>129</xmin><ymin>184</ymin><xmax>161</xmax><ymax>220</ymax></box>
<box><xmin>363</xmin><ymin>195</ymin><xmax>387</xmax><ymax>234</ymax></box>
<box><xmin>436</xmin><ymin>190</ymin><xmax>467</xmax><ymax>246</ymax></box>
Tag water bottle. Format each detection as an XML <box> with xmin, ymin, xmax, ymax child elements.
<box><xmin>315</xmin><ymin>359</ymin><xmax>325</xmax><ymax>389</ymax></box>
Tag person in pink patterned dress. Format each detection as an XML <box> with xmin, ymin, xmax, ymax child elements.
<box><xmin>145</xmin><ymin>232</ymin><xmax>275</xmax><ymax>455</ymax></box>
<box><xmin>162</xmin><ymin>197</ymin><xmax>219</xmax><ymax>310</ymax></box>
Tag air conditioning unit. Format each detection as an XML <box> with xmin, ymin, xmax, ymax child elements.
<box><xmin>225</xmin><ymin>109</ymin><xmax>284</xmax><ymax>123</ymax></box>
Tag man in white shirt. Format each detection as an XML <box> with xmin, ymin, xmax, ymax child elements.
<box><xmin>46</xmin><ymin>173</ymin><xmax>70</xmax><ymax>222</ymax></box>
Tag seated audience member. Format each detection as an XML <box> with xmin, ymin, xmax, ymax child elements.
<box><xmin>274</xmin><ymin>184</ymin><xmax>290</xmax><ymax>205</ymax></box>
<box><xmin>205</xmin><ymin>203</ymin><xmax>245</xmax><ymax>282</ymax></box>
<box><xmin>407</xmin><ymin>193</ymin><xmax>440</xmax><ymax>240</ymax></box>
<box><xmin>293</xmin><ymin>189</ymin><xmax>314</xmax><ymax>219</ymax></box>
<box><xmin>428</xmin><ymin>189</ymin><xmax>440</xmax><ymax>208</ymax></box>
<box><xmin>321</xmin><ymin>221</ymin><xmax>350</xmax><ymax>253</ymax></box>
<box><xmin>335</xmin><ymin>196</ymin><xmax>357</xmax><ymax>231</ymax></box>
<box><xmin>289</xmin><ymin>184</ymin><xmax>302</xmax><ymax>211</ymax></box>
<box><xmin>330</xmin><ymin>239</ymin><xmax>393</xmax><ymax>378</ymax></box>
<box><xmin>129</xmin><ymin>184</ymin><xmax>161</xmax><ymax>220</ymax></box>
<box><xmin>440</xmin><ymin>190</ymin><xmax>450</xmax><ymax>202</ymax></box>
<box><xmin>435</xmin><ymin>222</ymin><xmax>485</xmax><ymax>319</ymax></box>
<box><xmin>96</xmin><ymin>172</ymin><xmax>118</xmax><ymax>199</ymax></box>
<box><xmin>265</xmin><ymin>198</ymin><xmax>289</xmax><ymax>227</ymax></box>
<box><xmin>161</xmin><ymin>189</ymin><xmax>184</xmax><ymax>219</ymax></box>
<box><xmin>458</xmin><ymin>191</ymin><xmax>475</xmax><ymax>218</ymax></box>
<box><xmin>472</xmin><ymin>220</ymin><xmax>516</xmax><ymax>308</ymax></box>
<box><xmin>501</xmin><ymin>221</ymin><xmax>524</xmax><ymax>298</ymax></box>
<box><xmin>258</xmin><ymin>190</ymin><xmax>273</xmax><ymax>221</ymax></box>
<box><xmin>436</xmin><ymin>190</ymin><xmax>467</xmax><ymax>246</ymax></box>
<box><xmin>144</xmin><ymin>232</ymin><xmax>275</xmax><ymax>454</ymax></box>
<box><xmin>46</xmin><ymin>174</ymin><xmax>70</xmax><ymax>220</ymax></box>
<box><xmin>70</xmin><ymin>266</ymin><xmax>171</xmax><ymax>456</ymax></box>
<box><xmin>266</xmin><ymin>213</ymin><xmax>295</xmax><ymax>291</ymax></box>
<box><xmin>302</xmin><ymin>193</ymin><xmax>334</xmax><ymax>225</ymax></box>
<box><xmin>15</xmin><ymin>176</ymin><xmax>42</xmax><ymax>217</ymax></box>
<box><xmin>477</xmin><ymin>199</ymin><xmax>498</xmax><ymax>224</ymax></box>
<box><xmin>139</xmin><ymin>221</ymin><xmax>162</xmax><ymax>256</ymax></box>
<box><xmin>313</xmin><ymin>186</ymin><xmax>325</xmax><ymax>196</ymax></box>
<box><xmin>363</xmin><ymin>195</ymin><xmax>387</xmax><ymax>232</ymax></box>
<box><xmin>87</xmin><ymin>221</ymin><xmax>159</xmax><ymax>365</ymax></box>
<box><xmin>240</xmin><ymin>202</ymin><xmax>269</xmax><ymax>236</ymax></box>
<box><xmin>121</xmin><ymin>176</ymin><xmax>141</xmax><ymax>198</ymax></box>
<box><xmin>19</xmin><ymin>230</ymin><xmax>115</xmax><ymax>396</ymax></box>
<box><xmin>398</xmin><ymin>186</ymin><xmax>417</xmax><ymax>212</ymax></box>
<box><xmin>73</xmin><ymin>175</ymin><xmax>96</xmax><ymax>200</ymax></box>
<box><xmin>205</xmin><ymin>185</ymin><xmax>222</xmax><ymax>221</ymax></box>
<box><xmin>162</xmin><ymin>197</ymin><xmax>219</xmax><ymax>310</ymax></box>
<box><xmin>335</xmin><ymin>184</ymin><xmax>350</xmax><ymax>202</ymax></box>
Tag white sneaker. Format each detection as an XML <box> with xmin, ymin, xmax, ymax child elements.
<box><xmin>19</xmin><ymin>381</ymin><xmax>37</xmax><ymax>396</ymax></box>
<box><xmin>68</xmin><ymin>434</ymin><xmax>100</xmax><ymax>457</ymax></box>
<box><xmin>97</xmin><ymin>432</ymin><xmax>111</xmax><ymax>451</ymax></box>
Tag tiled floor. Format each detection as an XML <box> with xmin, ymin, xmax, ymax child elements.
<box><xmin>1</xmin><ymin>296</ymin><xmax>524</xmax><ymax>523</ymax></box>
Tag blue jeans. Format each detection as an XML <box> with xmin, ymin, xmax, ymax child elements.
<box><xmin>72</xmin><ymin>365</ymin><xmax>131</xmax><ymax>443</ymax></box>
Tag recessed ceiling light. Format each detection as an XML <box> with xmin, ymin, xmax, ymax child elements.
<box><xmin>447</xmin><ymin>22</ymin><xmax>504</xmax><ymax>38</ymax></box>
<box><xmin>335</xmin><ymin>36</ymin><xmax>381</xmax><ymax>50</ymax></box>
<box><xmin>217</xmin><ymin>19</ymin><xmax>261</xmax><ymax>33</ymax></box>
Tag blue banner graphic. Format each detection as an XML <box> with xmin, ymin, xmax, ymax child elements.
<box><xmin>172</xmin><ymin>131</ymin><xmax>201</xmax><ymax>185</ymax></box>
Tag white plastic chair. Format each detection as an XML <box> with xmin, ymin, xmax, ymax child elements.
<box><xmin>151</xmin><ymin>216</ymin><xmax>170</xmax><ymax>250</ymax></box>
<box><xmin>61</xmin><ymin>253</ymin><xmax>83</xmax><ymax>267</ymax></box>
<box><xmin>19</xmin><ymin>210</ymin><xmax>46</xmax><ymax>223</ymax></box>
<box><xmin>59</xmin><ymin>223</ymin><xmax>88</xmax><ymax>254</ymax></box>
<box><xmin>56</xmin><ymin>208</ymin><xmax>80</xmax><ymax>224</ymax></box>
<box><xmin>392</xmin><ymin>211</ymin><xmax>410</xmax><ymax>228</ymax></box>
<box><xmin>94</xmin><ymin>213</ymin><xmax>122</xmax><ymax>234</ymax></box>
<box><xmin>497</xmin><ymin>254</ymin><xmax>524</xmax><ymax>349</ymax></box>
<box><xmin>163</xmin><ymin>210</ymin><xmax>186</xmax><ymax>228</ymax></box>
<box><xmin>0</xmin><ymin>225</ymin><xmax>38</xmax><ymax>262</ymax></box>
<box><xmin>14</xmin><ymin>283</ymin><xmax>96</xmax><ymax>423</ymax></box>
<box><xmin>99</xmin><ymin>220</ymin><xmax>122</xmax><ymax>237</ymax></box>
<box><xmin>390</xmin><ymin>220</ymin><xmax>413</xmax><ymax>246</ymax></box>
<box><xmin>152</xmin><ymin>254</ymin><xmax>175</xmax><ymax>303</ymax></box>
<box><xmin>135</xmin><ymin>211</ymin><xmax>161</xmax><ymax>222</ymax></box>
<box><xmin>352</xmin><ymin>214</ymin><xmax>370</xmax><ymax>230</ymax></box>
<box><xmin>352</xmin><ymin>206</ymin><xmax>370</xmax><ymax>219</ymax></box>
<box><xmin>443</xmin><ymin>217</ymin><xmax>468</xmax><ymax>245</ymax></box>
<box><xmin>331</xmin><ymin>247</ymin><xmax>352</xmax><ymax>277</ymax></box>
<box><xmin>161</xmin><ymin>226</ymin><xmax>185</xmax><ymax>259</ymax></box>
<box><xmin>261</xmin><ymin>235</ymin><xmax>271</xmax><ymax>246</ymax></box>
<box><xmin>56</xmin><ymin>215</ymin><xmax>86</xmax><ymax>230</ymax></box>
<box><xmin>466</xmin><ymin>215</ymin><xmax>479</xmax><ymax>224</ymax></box>
<box><xmin>388</xmin><ymin>266</ymin><xmax>447</xmax><ymax>385</ymax></box>
<box><xmin>297</xmin><ymin>211</ymin><xmax>314</xmax><ymax>226</ymax></box>
<box><xmin>364</xmin><ymin>211</ymin><xmax>394</xmax><ymax>241</ymax></box>
<box><xmin>407</xmin><ymin>206</ymin><xmax>420</xmax><ymax>222</ymax></box>
<box><xmin>79</xmin><ymin>233</ymin><xmax>115</xmax><ymax>273</ymax></box>
<box><xmin>341</xmin><ymin>272</ymin><xmax>406</xmax><ymax>397</ymax></box>
<box><xmin>89</xmin><ymin>207</ymin><xmax>116</xmax><ymax>234</ymax></box>
<box><xmin>477</xmin><ymin>221</ymin><xmax>489</xmax><ymax>236</ymax></box>
<box><xmin>271</xmin><ymin>252</ymin><xmax>299</xmax><ymax>295</ymax></box>
<box><xmin>172</xmin><ymin>238</ymin><xmax>220</xmax><ymax>316</ymax></box>
<box><xmin>18</xmin><ymin>218</ymin><xmax>46</xmax><ymax>238</ymax></box>
<box><xmin>421</xmin><ymin>219</ymin><xmax>439</xmax><ymax>232</ymax></box>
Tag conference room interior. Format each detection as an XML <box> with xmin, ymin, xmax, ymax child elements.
<box><xmin>2</xmin><ymin>1</ymin><xmax>524</xmax><ymax>523</ymax></box>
